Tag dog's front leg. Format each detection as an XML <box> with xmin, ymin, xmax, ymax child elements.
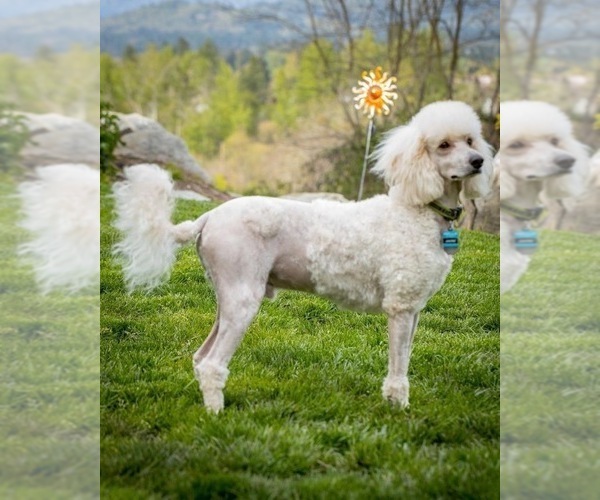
<box><xmin>382</xmin><ymin>311</ymin><xmax>420</xmax><ymax>408</ymax></box>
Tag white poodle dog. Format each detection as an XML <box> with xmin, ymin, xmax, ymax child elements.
<box><xmin>498</xmin><ymin>101</ymin><xmax>589</xmax><ymax>293</ymax></box>
<box><xmin>112</xmin><ymin>101</ymin><xmax>493</xmax><ymax>413</ymax></box>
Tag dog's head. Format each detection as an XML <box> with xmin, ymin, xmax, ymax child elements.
<box><xmin>498</xmin><ymin>101</ymin><xmax>589</xmax><ymax>200</ymax></box>
<box><xmin>372</xmin><ymin>101</ymin><xmax>493</xmax><ymax>206</ymax></box>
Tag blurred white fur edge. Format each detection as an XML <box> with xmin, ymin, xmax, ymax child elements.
<box><xmin>17</xmin><ymin>164</ymin><xmax>100</xmax><ymax>293</ymax></box>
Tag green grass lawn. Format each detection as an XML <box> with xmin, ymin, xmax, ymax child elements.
<box><xmin>0</xmin><ymin>172</ymin><xmax>99</xmax><ymax>498</ymax></box>
<box><xmin>101</xmin><ymin>189</ymin><xmax>500</xmax><ymax>499</ymax></box>
<box><xmin>501</xmin><ymin>230</ymin><xmax>600</xmax><ymax>499</ymax></box>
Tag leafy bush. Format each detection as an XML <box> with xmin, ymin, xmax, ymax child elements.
<box><xmin>304</xmin><ymin>133</ymin><xmax>387</xmax><ymax>200</ymax></box>
<box><xmin>100</xmin><ymin>102</ymin><xmax>123</xmax><ymax>175</ymax></box>
<box><xmin>0</xmin><ymin>103</ymin><xmax>29</xmax><ymax>170</ymax></box>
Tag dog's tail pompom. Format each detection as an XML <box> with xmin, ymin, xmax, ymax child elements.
<box><xmin>18</xmin><ymin>163</ymin><xmax>100</xmax><ymax>293</ymax></box>
<box><xmin>112</xmin><ymin>163</ymin><xmax>201</xmax><ymax>291</ymax></box>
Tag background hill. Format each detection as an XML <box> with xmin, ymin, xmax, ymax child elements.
<box><xmin>99</xmin><ymin>0</ymin><xmax>280</xmax><ymax>18</ymax></box>
<box><xmin>100</xmin><ymin>0</ymin><xmax>499</xmax><ymax>58</ymax></box>
<box><xmin>100</xmin><ymin>0</ymin><xmax>164</xmax><ymax>18</ymax></box>
<box><xmin>101</xmin><ymin>0</ymin><xmax>305</xmax><ymax>55</ymax></box>
<box><xmin>0</xmin><ymin>1</ymin><xmax>99</xmax><ymax>56</ymax></box>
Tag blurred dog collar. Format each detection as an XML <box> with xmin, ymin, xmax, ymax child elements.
<box><xmin>500</xmin><ymin>203</ymin><xmax>544</xmax><ymax>221</ymax></box>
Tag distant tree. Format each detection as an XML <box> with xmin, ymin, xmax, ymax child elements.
<box><xmin>353</xmin><ymin>29</ymin><xmax>386</xmax><ymax>71</ymax></box>
<box><xmin>296</xmin><ymin>40</ymin><xmax>334</xmax><ymax>106</ymax></box>
<box><xmin>233</xmin><ymin>49</ymin><xmax>253</xmax><ymax>70</ymax></box>
<box><xmin>174</xmin><ymin>36</ymin><xmax>190</xmax><ymax>55</ymax></box>
<box><xmin>239</xmin><ymin>56</ymin><xmax>270</xmax><ymax>136</ymax></box>
<box><xmin>271</xmin><ymin>53</ymin><xmax>300</xmax><ymax>131</ymax></box>
<box><xmin>35</xmin><ymin>45</ymin><xmax>55</xmax><ymax>62</ymax></box>
<box><xmin>120</xmin><ymin>44</ymin><xmax>177</xmax><ymax>121</ymax></box>
<box><xmin>122</xmin><ymin>44</ymin><xmax>137</xmax><ymax>61</ymax></box>
<box><xmin>148</xmin><ymin>45</ymin><xmax>177</xmax><ymax>121</ymax></box>
<box><xmin>59</xmin><ymin>45</ymin><xmax>100</xmax><ymax>121</ymax></box>
<box><xmin>0</xmin><ymin>54</ymin><xmax>30</xmax><ymax>106</ymax></box>
<box><xmin>183</xmin><ymin>61</ymin><xmax>250</xmax><ymax>156</ymax></box>
<box><xmin>100</xmin><ymin>52</ymin><xmax>125</xmax><ymax>109</ymax></box>
<box><xmin>0</xmin><ymin>47</ymin><xmax>98</xmax><ymax>123</ymax></box>
<box><xmin>197</xmin><ymin>40</ymin><xmax>220</xmax><ymax>68</ymax></box>
<box><xmin>167</xmin><ymin>49</ymin><xmax>216</xmax><ymax>134</ymax></box>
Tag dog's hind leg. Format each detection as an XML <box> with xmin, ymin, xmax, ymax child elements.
<box><xmin>382</xmin><ymin>311</ymin><xmax>420</xmax><ymax>408</ymax></box>
<box><xmin>193</xmin><ymin>286</ymin><xmax>263</xmax><ymax>413</ymax></box>
<box><xmin>192</xmin><ymin>307</ymin><xmax>220</xmax><ymax>366</ymax></box>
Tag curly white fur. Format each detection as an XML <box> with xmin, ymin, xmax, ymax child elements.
<box><xmin>18</xmin><ymin>164</ymin><xmax>99</xmax><ymax>293</ymax></box>
<box><xmin>372</xmin><ymin>101</ymin><xmax>493</xmax><ymax>205</ymax></box>
<box><xmin>112</xmin><ymin>101</ymin><xmax>493</xmax><ymax>413</ymax></box>
<box><xmin>112</xmin><ymin>163</ymin><xmax>205</xmax><ymax>290</ymax></box>
<box><xmin>498</xmin><ymin>101</ymin><xmax>590</xmax><ymax>293</ymax></box>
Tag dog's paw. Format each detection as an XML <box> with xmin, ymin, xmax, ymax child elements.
<box><xmin>203</xmin><ymin>390</ymin><xmax>224</xmax><ymax>413</ymax></box>
<box><xmin>194</xmin><ymin>360</ymin><xmax>229</xmax><ymax>414</ymax></box>
<box><xmin>382</xmin><ymin>376</ymin><xmax>410</xmax><ymax>408</ymax></box>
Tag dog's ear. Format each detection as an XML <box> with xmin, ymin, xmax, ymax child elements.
<box><xmin>371</xmin><ymin>125</ymin><xmax>444</xmax><ymax>206</ymax></box>
<box><xmin>462</xmin><ymin>137</ymin><xmax>494</xmax><ymax>199</ymax></box>
<box><xmin>543</xmin><ymin>139</ymin><xmax>590</xmax><ymax>199</ymax></box>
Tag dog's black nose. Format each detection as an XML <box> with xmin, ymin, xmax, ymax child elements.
<box><xmin>554</xmin><ymin>153</ymin><xmax>575</xmax><ymax>170</ymax></box>
<box><xmin>470</xmin><ymin>154</ymin><xmax>484</xmax><ymax>170</ymax></box>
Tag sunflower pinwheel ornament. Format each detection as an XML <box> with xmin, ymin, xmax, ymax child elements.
<box><xmin>353</xmin><ymin>67</ymin><xmax>398</xmax><ymax>200</ymax></box>
<box><xmin>352</xmin><ymin>67</ymin><xmax>398</xmax><ymax>118</ymax></box>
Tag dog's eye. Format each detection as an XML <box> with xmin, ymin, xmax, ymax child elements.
<box><xmin>439</xmin><ymin>141</ymin><xmax>451</xmax><ymax>149</ymax></box>
<box><xmin>466</xmin><ymin>137</ymin><xmax>473</xmax><ymax>146</ymax></box>
<box><xmin>508</xmin><ymin>141</ymin><xmax>525</xmax><ymax>149</ymax></box>
<box><xmin>550</xmin><ymin>137</ymin><xmax>560</xmax><ymax>146</ymax></box>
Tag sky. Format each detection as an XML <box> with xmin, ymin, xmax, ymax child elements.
<box><xmin>0</xmin><ymin>0</ymin><xmax>95</xmax><ymax>19</ymax></box>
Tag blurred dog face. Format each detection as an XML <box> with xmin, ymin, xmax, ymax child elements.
<box><xmin>500</xmin><ymin>135</ymin><xmax>576</xmax><ymax>181</ymax></box>
<box><xmin>498</xmin><ymin>101</ymin><xmax>590</xmax><ymax>200</ymax></box>
<box><xmin>427</xmin><ymin>134</ymin><xmax>485</xmax><ymax>181</ymax></box>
